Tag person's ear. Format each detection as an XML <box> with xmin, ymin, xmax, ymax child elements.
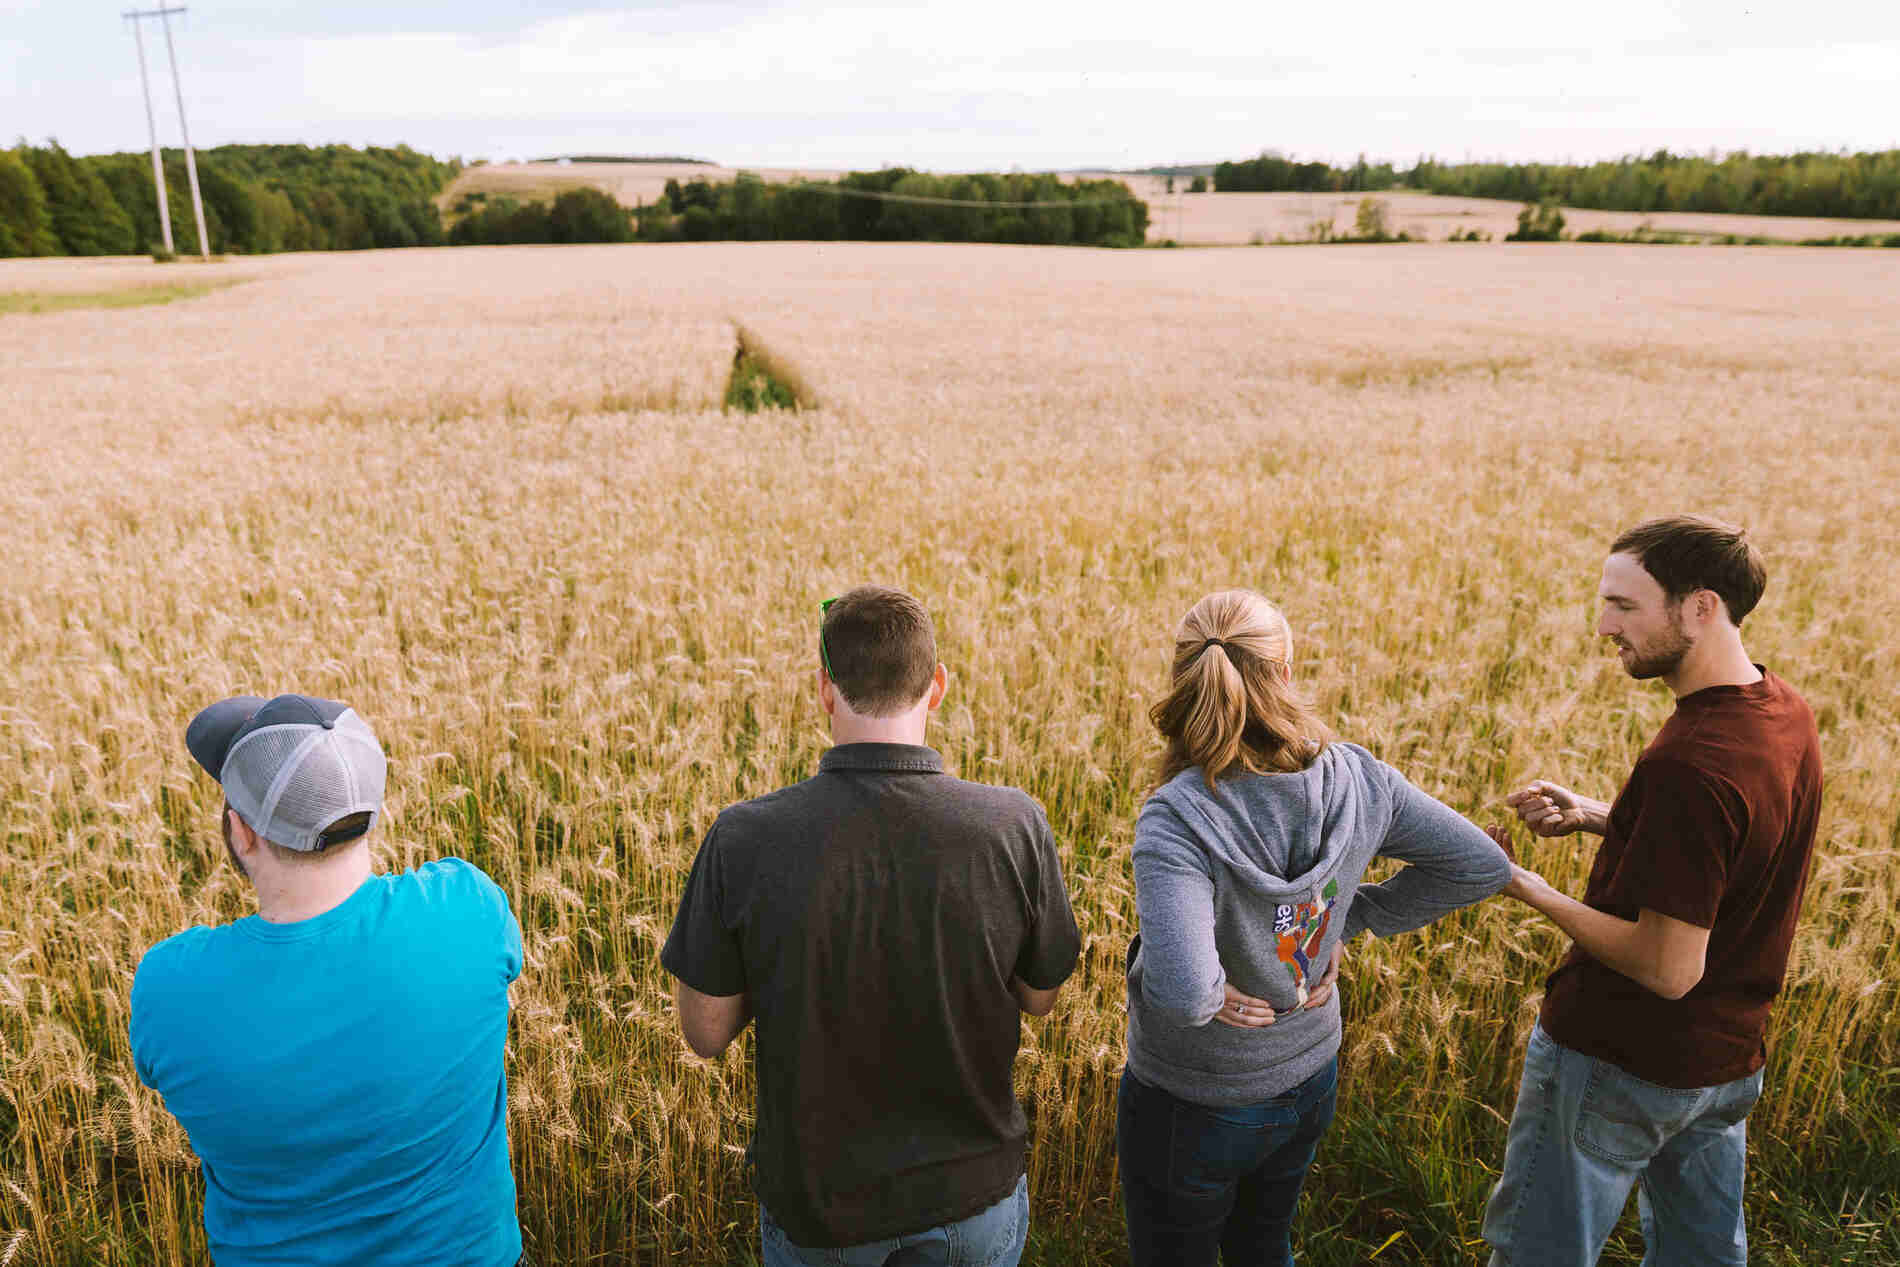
<box><xmin>926</xmin><ymin>663</ymin><xmax>949</xmax><ymax>713</ymax></box>
<box><xmin>1704</xmin><ymin>589</ymin><xmax>1727</xmax><ymax>626</ymax></box>
<box><xmin>227</xmin><ymin>808</ymin><xmax>259</xmax><ymax>856</ymax></box>
<box><xmin>816</xmin><ymin>666</ymin><xmax>837</xmax><ymax>718</ymax></box>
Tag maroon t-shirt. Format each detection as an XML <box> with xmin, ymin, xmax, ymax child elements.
<box><xmin>1540</xmin><ymin>669</ymin><xmax>1822</xmax><ymax>1088</ymax></box>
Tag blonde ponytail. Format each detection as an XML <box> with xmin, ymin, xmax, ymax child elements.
<box><xmin>1150</xmin><ymin>590</ymin><xmax>1331</xmax><ymax>790</ymax></box>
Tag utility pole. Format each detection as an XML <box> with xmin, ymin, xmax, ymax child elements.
<box><xmin>125</xmin><ymin>6</ymin><xmax>208</xmax><ymax>259</ymax></box>
<box><xmin>158</xmin><ymin>7</ymin><xmax>209</xmax><ymax>258</ymax></box>
<box><xmin>126</xmin><ymin>10</ymin><xmax>174</xmax><ymax>255</ymax></box>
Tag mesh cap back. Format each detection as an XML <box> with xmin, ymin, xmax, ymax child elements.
<box><xmin>190</xmin><ymin>695</ymin><xmax>386</xmax><ymax>851</ymax></box>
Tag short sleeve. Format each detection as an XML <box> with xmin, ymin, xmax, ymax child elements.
<box><xmin>1614</xmin><ymin>759</ymin><xmax>1742</xmax><ymax>929</ymax></box>
<box><xmin>660</xmin><ymin>821</ymin><xmax>748</xmax><ymax>997</ymax></box>
<box><xmin>460</xmin><ymin>861</ymin><xmax>524</xmax><ymax>986</ymax></box>
<box><xmin>499</xmin><ymin>890</ymin><xmax>524</xmax><ymax>986</ymax></box>
<box><xmin>128</xmin><ymin>947</ymin><xmax>165</xmax><ymax>1091</ymax></box>
<box><xmin>1013</xmin><ymin>808</ymin><xmax>1080</xmax><ymax>991</ymax></box>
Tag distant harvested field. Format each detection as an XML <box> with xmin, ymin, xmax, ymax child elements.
<box><xmin>3</xmin><ymin>243</ymin><xmax>1897</xmax><ymax>1266</ymax></box>
<box><xmin>1118</xmin><ymin>184</ymin><xmax>1900</xmax><ymax>246</ymax></box>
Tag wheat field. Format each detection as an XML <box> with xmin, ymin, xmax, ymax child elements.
<box><xmin>3</xmin><ymin>241</ymin><xmax>1897</xmax><ymax>1265</ymax></box>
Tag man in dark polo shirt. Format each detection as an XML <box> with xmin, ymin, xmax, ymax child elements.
<box><xmin>661</xmin><ymin>584</ymin><xmax>1081</xmax><ymax>1267</ymax></box>
<box><xmin>1483</xmin><ymin>516</ymin><xmax>1823</xmax><ymax>1267</ymax></box>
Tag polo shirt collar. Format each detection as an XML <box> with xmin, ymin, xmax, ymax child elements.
<box><xmin>818</xmin><ymin>742</ymin><xmax>945</xmax><ymax>774</ymax></box>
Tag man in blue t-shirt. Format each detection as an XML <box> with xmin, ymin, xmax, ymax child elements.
<box><xmin>130</xmin><ymin>694</ymin><xmax>524</xmax><ymax>1266</ymax></box>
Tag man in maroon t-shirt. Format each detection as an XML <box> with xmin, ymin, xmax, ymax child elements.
<box><xmin>1482</xmin><ymin>516</ymin><xmax>1823</xmax><ymax>1267</ymax></box>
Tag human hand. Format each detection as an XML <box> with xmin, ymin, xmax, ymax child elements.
<box><xmin>1483</xmin><ymin>823</ymin><xmax>1518</xmax><ymax>863</ymax></box>
<box><xmin>1304</xmin><ymin>941</ymin><xmax>1345</xmax><ymax>1010</ymax></box>
<box><xmin>1501</xmin><ymin>863</ymin><xmax>1551</xmax><ymax>905</ymax></box>
<box><xmin>1505</xmin><ymin>780</ymin><xmax>1594</xmax><ymax>837</ymax></box>
<box><xmin>1211</xmin><ymin>981</ymin><xmax>1276</xmax><ymax>1029</ymax></box>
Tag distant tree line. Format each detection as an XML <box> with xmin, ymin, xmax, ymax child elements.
<box><xmin>446</xmin><ymin>188</ymin><xmax>635</xmax><ymax>246</ymax></box>
<box><xmin>1410</xmin><ymin>150</ymin><xmax>1900</xmax><ymax>220</ymax></box>
<box><xmin>0</xmin><ymin>141</ymin><xmax>458</xmax><ymax>257</ymax></box>
<box><xmin>1214</xmin><ymin>153</ymin><xmax>1400</xmax><ymax>193</ymax></box>
<box><xmin>4</xmin><ymin>147</ymin><xmax>1148</xmax><ymax>256</ymax></box>
<box><xmin>636</xmin><ymin>170</ymin><xmax>1148</xmax><ymax>246</ymax></box>
<box><xmin>1213</xmin><ymin>148</ymin><xmax>1900</xmax><ymax>220</ymax></box>
<box><xmin>441</xmin><ymin>172</ymin><xmax>1148</xmax><ymax>248</ymax></box>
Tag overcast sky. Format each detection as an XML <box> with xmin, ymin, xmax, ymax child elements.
<box><xmin>5</xmin><ymin>1</ymin><xmax>1898</xmax><ymax>170</ymax></box>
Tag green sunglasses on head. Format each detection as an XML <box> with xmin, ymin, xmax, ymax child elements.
<box><xmin>820</xmin><ymin>596</ymin><xmax>839</xmax><ymax>678</ymax></box>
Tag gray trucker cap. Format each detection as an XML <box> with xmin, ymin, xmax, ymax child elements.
<box><xmin>185</xmin><ymin>694</ymin><xmax>386</xmax><ymax>852</ymax></box>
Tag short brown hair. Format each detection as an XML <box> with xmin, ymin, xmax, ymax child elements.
<box><xmin>1611</xmin><ymin>515</ymin><xmax>1767</xmax><ymax>625</ymax></box>
<box><xmin>820</xmin><ymin>585</ymin><xmax>938</xmax><ymax>716</ymax></box>
<box><xmin>1150</xmin><ymin>590</ymin><xmax>1332</xmax><ymax>790</ymax></box>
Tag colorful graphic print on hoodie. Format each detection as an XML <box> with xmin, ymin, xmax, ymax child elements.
<box><xmin>1273</xmin><ymin>878</ymin><xmax>1339</xmax><ymax>1005</ymax></box>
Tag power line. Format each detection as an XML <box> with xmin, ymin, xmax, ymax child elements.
<box><xmin>780</xmin><ymin>181</ymin><xmax>1137</xmax><ymax>210</ymax></box>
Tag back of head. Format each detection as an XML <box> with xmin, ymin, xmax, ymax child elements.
<box><xmin>230</xmin><ymin>803</ymin><xmax>376</xmax><ymax>868</ymax></box>
<box><xmin>1150</xmin><ymin>590</ymin><xmax>1331</xmax><ymax>790</ymax></box>
<box><xmin>820</xmin><ymin>585</ymin><xmax>937</xmax><ymax>716</ymax></box>
<box><xmin>1611</xmin><ymin>514</ymin><xmax>1767</xmax><ymax>625</ymax></box>
<box><xmin>187</xmin><ymin>693</ymin><xmax>386</xmax><ymax>855</ymax></box>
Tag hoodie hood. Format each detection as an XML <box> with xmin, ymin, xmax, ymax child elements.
<box><xmin>1150</xmin><ymin>749</ymin><xmax>1372</xmax><ymax>901</ymax></box>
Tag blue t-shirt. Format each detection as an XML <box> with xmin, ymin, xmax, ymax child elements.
<box><xmin>130</xmin><ymin>858</ymin><xmax>524</xmax><ymax>1266</ymax></box>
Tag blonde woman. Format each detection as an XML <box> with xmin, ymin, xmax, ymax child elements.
<box><xmin>1119</xmin><ymin>590</ymin><xmax>1511</xmax><ymax>1266</ymax></box>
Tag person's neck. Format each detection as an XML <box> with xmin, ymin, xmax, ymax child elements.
<box><xmin>1664</xmin><ymin>633</ymin><xmax>1762</xmax><ymax>699</ymax></box>
<box><xmin>830</xmin><ymin>713</ymin><xmax>929</xmax><ymax>748</ymax></box>
<box><xmin>253</xmin><ymin>851</ymin><xmax>373</xmax><ymax>924</ymax></box>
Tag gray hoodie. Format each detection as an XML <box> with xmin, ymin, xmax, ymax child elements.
<box><xmin>1126</xmin><ymin>742</ymin><xmax>1511</xmax><ymax>1106</ymax></box>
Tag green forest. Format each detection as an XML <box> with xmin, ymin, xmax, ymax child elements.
<box><xmin>1411</xmin><ymin>149</ymin><xmax>1900</xmax><ymax>219</ymax></box>
<box><xmin>4</xmin><ymin>143</ymin><xmax>1148</xmax><ymax>257</ymax></box>
<box><xmin>0</xmin><ymin>141</ymin><xmax>457</xmax><ymax>257</ymax></box>
<box><xmin>638</xmin><ymin>170</ymin><xmax>1148</xmax><ymax>246</ymax></box>
<box><xmin>1213</xmin><ymin>153</ymin><xmax>1403</xmax><ymax>193</ymax></box>
<box><xmin>1214</xmin><ymin>148</ymin><xmax>1900</xmax><ymax>220</ymax></box>
<box><xmin>449</xmin><ymin>169</ymin><xmax>1150</xmax><ymax>248</ymax></box>
<box><xmin>11</xmin><ymin>139</ymin><xmax>1898</xmax><ymax>260</ymax></box>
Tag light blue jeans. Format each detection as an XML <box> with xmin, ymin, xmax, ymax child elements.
<box><xmin>1483</xmin><ymin>1023</ymin><xmax>1763</xmax><ymax>1267</ymax></box>
<box><xmin>760</xmin><ymin>1174</ymin><xmax>1029</xmax><ymax>1267</ymax></box>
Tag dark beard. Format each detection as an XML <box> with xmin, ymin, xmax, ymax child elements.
<box><xmin>1623</xmin><ymin>613</ymin><xmax>1693</xmax><ymax>680</ymax></box>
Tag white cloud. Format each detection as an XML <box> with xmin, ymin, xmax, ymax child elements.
<box><xmin>9</xmin><ymin>0</ymin><xmax>1899</xmax><ymax>166</ymax></box>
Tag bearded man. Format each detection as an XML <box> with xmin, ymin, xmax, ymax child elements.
<box><xmin>1481</xmin><ymin>516</ymin><xmax>1823</xmax><ymax>1267</ymax></box>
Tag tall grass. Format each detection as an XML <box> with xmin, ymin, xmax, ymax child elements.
<box><xmin>1</xmin><ymin>243</ymin><xmax>1895</xmax><ymax>1264</ymax></box>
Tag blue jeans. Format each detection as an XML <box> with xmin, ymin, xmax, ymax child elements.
<box><xmin>1117</xmin><ymin>1060</ymin><xmax>1338</xmax><ymax>1267</ymax></box>
<box><xmin>760</xmin><ymin>1174</ymin><xmax>1029</xmax><ymax>1267</ymax></box>
<box><xmin>1483</xmin><ymin>1023</ymin><xmax>1763</xmax><ymax>1267</ymax></box>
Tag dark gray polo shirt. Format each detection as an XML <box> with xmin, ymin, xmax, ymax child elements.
<box><xmin>661</xmin><ymin>742</ymin><xmax>1080</xmax><ymax>1248</ymax></box>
